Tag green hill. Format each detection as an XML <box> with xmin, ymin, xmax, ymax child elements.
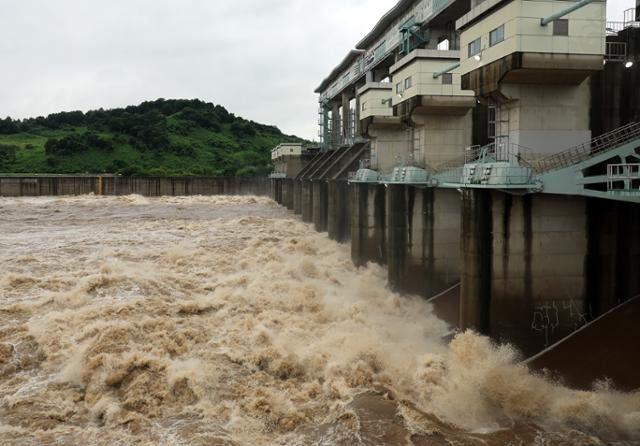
<box><xmin>0</xmin><ymin>99</ymin><xmax>308</xmax><ymax>176</ymax></box>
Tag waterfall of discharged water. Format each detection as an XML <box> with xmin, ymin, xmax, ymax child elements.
<box><xmin>0</xmin><ymin>195</ymin><xmax>638</xmax><ymax>445</ymax></box>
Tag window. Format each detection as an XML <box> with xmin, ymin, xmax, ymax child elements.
<box><xmin>489</xmin><ymin>25</ymin><xmax>504</xmax><ymax>46</ymax></box>
<box><xmin>468</xmin><ymin>37</ymin><xmax>481</xmax><ymax>57</ymax></box>
<box><xmin>361</xmin><ymin>101</ymin><xmax>367</xmax><ymax>111</ymax></box>
<box><xmin>442</xmin><ymin>73</ymin><xmax>453</xmax><ymax>85</ymax></box>
<box><xmin>553</xmin><ymin>19</ymin><xmax>569</xmax><ymax>36</ymax></box>
<box><xmin>488</xmin><ymin>105</ymin><xmax>497</xmax><ymax>139</ymax></box>
<box><xmin>396</xmin><ymin>82</ymin><xmax>403</xmax><ymax>94</ymax></box>
<box><xmin>404</xmin><ymin>77</ymin><xmax>412</xmax><ymax>89</ymax></box>
<box><xmin>374</xmin><ymin>41</ymin><xmax>387</xmax><ymax>60</ymax></box>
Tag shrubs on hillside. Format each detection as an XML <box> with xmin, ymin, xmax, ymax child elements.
<box><xmin>0</xmin><ymin>144</ymin><xmax>18</xmax><ymax>168</ymax></box>
<box><xmin>45</xmin><ymin>133</ymin><xmax>113</xmax><ymax>156</ymax></box>
<box><xmin>1</xmin><ymin>98</ymin><xmax>307</xmax><ymax>176</ymax></box>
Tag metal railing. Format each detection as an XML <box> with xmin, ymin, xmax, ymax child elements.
<box><xmin>463</xmin><ymin>138</ymin><xmax>538</xmax><ymax>168</ymax></box>
<box><xmin>624</xmin><ymin>8</ymin><xmax>637</xmax><ymax>27</ymax></box>
<box><xmin>608</xmin><ymin>163</ymin><xmax>640</xmax><ymax>194</ymax></box>
<box><xmin>606</xmin><ymin>21</ymin><xmax>626</xmax><ymax>34</ymax></box>
<box><xmin>605</xmin><ymin>41</ymin><xmax>627</xmax><ymax>62</ymax></box>
<box><xmin>607</xmin><ymin>8</ymin><xmax>639</xmax><ymax>35</ymax></box>
<box><xmin>535</xmin><ymin>122</ymin><xmax>640</xmax><ymax>173</ymax></box>
<box><xmin>394</xmin><ymin>153</ymin><xmax>418</xmax><ymax>168</ymax></box>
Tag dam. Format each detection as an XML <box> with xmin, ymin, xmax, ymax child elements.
<box><xmin>1</xmin><ymin>0</ymin><xmax>640</xmax><ymax>444</ymax></box>
<box><xmin>270</xmin><ymin>0</ymin><xmax>640</xmax><ymax>387</ymax></box>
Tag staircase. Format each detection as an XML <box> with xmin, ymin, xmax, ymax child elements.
<box><xmin>314</xmin><ymin>141</ymin><xmax>369</xmax><ymax>181</ymax></box>
<box><xmin>535</xmin><ymin>122</ymin><xmax>640</xmax><ymax>173</ymax></box>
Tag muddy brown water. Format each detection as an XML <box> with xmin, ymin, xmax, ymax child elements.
<box><xmin>0</xmin><ymin>195</ymin><xmax>639</xmax><ymax>445</ymax></box>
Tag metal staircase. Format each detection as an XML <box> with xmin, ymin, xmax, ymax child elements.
<box><xmin>535</xmin><ymin>122</ymin><xmax>640</xmax><ymax>202</ymax></box>
<box><xmin>429</xmin><ymin>123</ymin><xmax>640</xmax><ymax>202</ymax></box>
<box><xmin>535</xmin><ymin>122</ymin><xmax>640</xmax><ymax>173</ymax></box>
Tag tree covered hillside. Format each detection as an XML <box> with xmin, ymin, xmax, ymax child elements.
<box><xmin>0</xmin><ymin>99</ymin><xmax>307</xmax><ymax>176</ymax></box>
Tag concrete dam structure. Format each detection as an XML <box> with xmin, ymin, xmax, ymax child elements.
<box><xmin>0</xmin><ymin>175</ymin><xmax>272</xmax><ymax>197</ymax></box>
<box><xmin>271</xmin><ymin>0</ymin><xmax>640</xmax><ymax>387</ymax></box>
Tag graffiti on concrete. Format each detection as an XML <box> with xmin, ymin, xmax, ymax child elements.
<box><xmin>531</xmin><ymin>299</ymin><xmax>591</xmax><ymax>347</ymax></box>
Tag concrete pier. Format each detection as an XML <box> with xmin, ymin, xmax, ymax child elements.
<box><xmin>327</xmin><ymin>180</ymin><xmax>351</xmax><ymax>243</ymax></box>
<box><xmin>386</xmin><ymin>186</ymin><xmax>460</xmax><ymax>298</ymax></box>
<box><xmin>460</xmin><ymin>190</ymin><xmax>640</xmax><ymax>357</ymax></box>
<box><xmin>281</xmin><ymin>179</ymin><xmax>294</xmax><ymax>210</ymax></box>
<box><xmin>311</xmin><ymin>181</ymin><xmax>329</xmax><ymax>232</ymax></box>
<box><xmin>301</xmin><ymin>180</ymin><xmax>314</xmax><ymax>223</ymax></box>
<box><xmin>292</xmin><ymin>180</ymin><xmax>303</xmax><ymax>215</ymax></box>
<box><xmin>351</xmin><ymin>183</ymin><xmax>387</xmax><ymax>267</ymax></box>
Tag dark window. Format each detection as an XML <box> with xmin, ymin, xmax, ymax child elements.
<box><xmin>442</xmin><ymin>73</ymin><xmax>453</xmax><ymax>84</ymax></box>
<box><xmin>468</xmin><ymin>37</ymin><xmax>481</xmax><ymax>57</ymax></box>
<box><xmin>489</xmin><ymin>25</ymin><xmax>504</xmax><ymax>46</ymax></box>
<box><xmin>553</xmin><ymin>19</ymin><xmax>569</xmax><ymax>36</ymax></box>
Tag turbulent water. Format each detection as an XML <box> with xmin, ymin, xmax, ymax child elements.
<box><xmin>0</xmin><ymin>195</ymin><xmax>639</xmax><ymax>446</ymax></box>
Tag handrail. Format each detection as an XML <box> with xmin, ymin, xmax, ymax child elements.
<box><xmin>535</xmin><ymin>122</ymin><xmax>640</xmax><ymax>173</ymax></box>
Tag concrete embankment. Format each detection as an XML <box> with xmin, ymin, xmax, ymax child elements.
<box><xmin>0</xmin><ymin>175</ymin><xmax>271</xmax><ymax>197</ymax></box>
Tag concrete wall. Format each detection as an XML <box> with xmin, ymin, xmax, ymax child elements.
<box><xmin>498</xmin><ymin>81</ymin><xmax>591</xmax><ymax>153</ymax></box>
<box><xmin>413</xmin><ymin>111</ymin><xmax>473</xmax><ymax>167</ymax></box>
<box><xmin>369</xmin><ymin>127</ymin><xmax>412</xmax><ymax>172</ymax></box>
<box><xmin>460</xmin><ymin>189</ymin><xmax>640</xmax><ymax>357</ymax></box>
<box><xmin>461</xmin><ymin>190</ymin><xmax>587</xmax><ymax>356</ymax></box>
<box><xmin>0</xmin><ymin>176</ymin><xmax>272</xmax><ymax>197</ymax></box>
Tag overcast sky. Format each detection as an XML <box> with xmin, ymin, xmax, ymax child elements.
<box><xmin>0</xmin><ymin>0</ymin><xmax>635</xmax><ymax>140</ymax></box>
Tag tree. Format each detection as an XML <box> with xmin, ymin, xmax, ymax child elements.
<box><xmin>0</xmin><ymin>144</ymin><xmax>17</xmax><ymax>169</ymax></box>
<box><xmin>0</xmin><ymin>117</ymin><xmax>19</xmax><ymax>134</ymax></box>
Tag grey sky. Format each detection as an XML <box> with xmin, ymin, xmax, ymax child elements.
<box><xmin>0</xmin><ymin>0</ymin><xmax>635</xmax><ymax>141</ymax></box>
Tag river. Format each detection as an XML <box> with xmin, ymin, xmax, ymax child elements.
<box><xmin>0</xmin><ymin>195</ymin><xmax>638</xmax><ymax>445</ymax></box>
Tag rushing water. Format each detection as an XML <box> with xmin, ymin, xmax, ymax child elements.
<box><xmin>0</xmin><ymin>195</ymin><xmax>639</xmax><ymax>445</ymax></box>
